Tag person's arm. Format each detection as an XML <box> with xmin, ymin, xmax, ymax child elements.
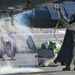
<box><xmin>58</xmin><ymin>8</ymin><xmax>75</xmax><ymax>30</ymax></box>
<box><xmin>58</xmin><ymin>8</ymin><xmax>70</xmax><ymax>24</ymax></box>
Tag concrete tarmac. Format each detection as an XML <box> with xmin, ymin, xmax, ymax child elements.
<box><xmin>1</xmin><ymin>64</ymin><xmax>75</xmax><ymax>75</ymax></box>
<box><xmin>38</xmin><ymin>64</ymin><xmax>75</xmax><ymax>75</ymax></box>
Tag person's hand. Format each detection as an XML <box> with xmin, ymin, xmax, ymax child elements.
<box><xmin>53</xmin><ymin>4</ymin><xmax>58</xmax><ymax>10</ymax></box>
<box><xmin>53</xmin><ymin>4</ymin><xmax>61</xmax><ymax>12</ymax></box>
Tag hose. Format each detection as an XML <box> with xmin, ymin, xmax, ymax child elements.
<box><xmin>54</xmin><ymin>21</ymin><xmax>62</xmax><ymax>45</ymax></box>
<box><xmin>53</xmin><ymin>4</ymin><xmax>62</xmax><ymax>45</ymax></box>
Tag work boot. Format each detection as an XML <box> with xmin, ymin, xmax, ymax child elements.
<box><xmin>63</xmin><ymin>65</ymin><xmax>70</xmax><ymax>71</ymax></box>
<box><xmin>74</xmin><ymin>68</ymin><xmax>75</xmax><ymax>70</ymax></box>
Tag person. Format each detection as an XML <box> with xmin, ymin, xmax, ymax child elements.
<box><xmin>54</xmin><ymin>29</ymin><xmax>75</xmax><ymax>70</ymax></box>
<box><xmin>54</xmin><ymin>7</ymin><xmax>75</xmax><ymax>71</ymax></box>
<box><xmin>58</xmin><ymin>8</ymin><xmax>75</xmax><ymax>30</ymax></box>
<box><xmin>1</xmin><ymin>28</ymin><xmax>17</xmax><ymax>60</ymax></box>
